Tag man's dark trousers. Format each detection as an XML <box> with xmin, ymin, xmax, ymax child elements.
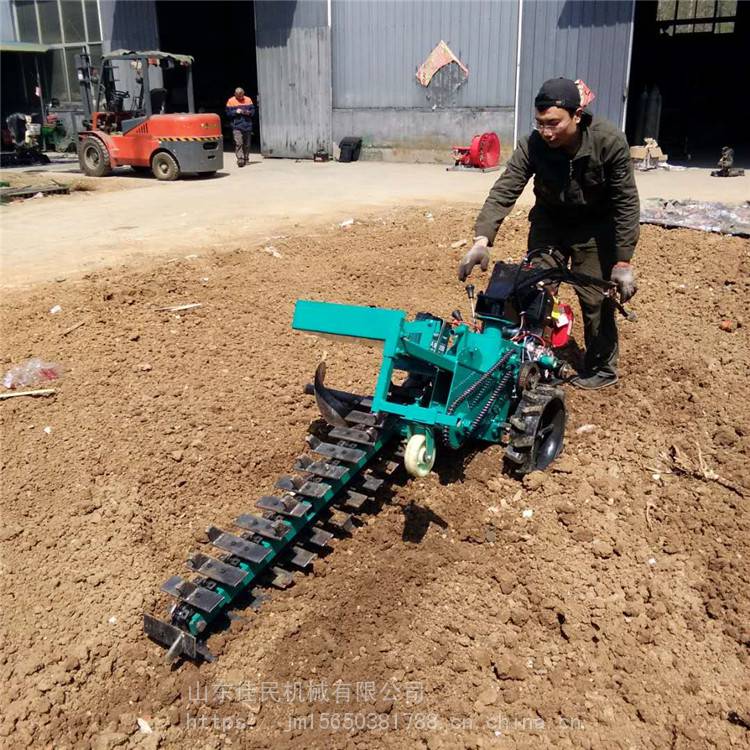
<box><xmin>233</xmin><ymin>129</ymin><xmax>251</xmax><ymax>166</ymax></box>
<box><xmin>528</xmin><ymin>212</ymin><xmax>619</xmax><ymax>377</ymax></box>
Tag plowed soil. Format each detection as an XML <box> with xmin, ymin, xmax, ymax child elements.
<box><xmin>1</xmin><ymin>207</ymin><xmax>748</xmax><ymax>750</ymax></box>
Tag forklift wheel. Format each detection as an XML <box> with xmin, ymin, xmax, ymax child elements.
<box><xmin>151</xmin><ymin>152</ymin><xmax>180</xmax><ymax>181</ymax></box>
<box><xmin>79</xmin><ymin>137</ymin><xmax>111</xmax><ymax>177</ymax></box>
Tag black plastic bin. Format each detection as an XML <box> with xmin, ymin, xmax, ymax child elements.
<box><xmin>338</xmin><ymin>136</ymin><xmax>362</xmax><ymax>163</ymax></box>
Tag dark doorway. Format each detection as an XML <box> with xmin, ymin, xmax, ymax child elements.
<box><xmin>155</xmin><ymin>0</ymin><xmax>259</xmax><ymax>150</ymax></box>
<box><xmin>626</xmin><ymin>1</ymin><xmax>749</xmax><ymax>167</ymax></box>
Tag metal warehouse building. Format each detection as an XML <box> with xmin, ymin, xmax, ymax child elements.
<box><xmin>1</xmin><ymin>0</ymin><xmax>747</xmax><ymax>164</ymax></box>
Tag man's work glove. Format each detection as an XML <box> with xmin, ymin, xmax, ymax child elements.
<box><xmin>458</xmin><ymin>237</ymin><xmax>490</xmax><ymax>282</ymax></box>
<box><xmin>611</xmin><ymin>262</ymin><xmax>637</xmax><ymax>302</ymax></box>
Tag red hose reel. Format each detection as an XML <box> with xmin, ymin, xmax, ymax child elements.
<box><xmin>452</xmin><ymin>132</ymin><xmax>501</xmax><ymax>170</ymax></box>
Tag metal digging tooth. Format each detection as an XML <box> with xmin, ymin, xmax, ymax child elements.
<box><xmin>256</xmin><ymin>495</ymin><xmax>311</xmax><ymax>518</ymax></box>
<box><xmin>234</xmin><ymin>514</ymin><xmax>289</xmax><ymax>541</ymax></box>
<box><xmin>276</xmin><ymin>476</ymin><xmax>300</xmax><ymax>492</ymax></box>
<box><xmin>313</xmin><ymin>362</ymin><xmax>349</xmax><ymax>427</ymax></box>
<box><xmin>345</xmin><ymin>409</ymin><xmax>381</xmax><ymax>427</ymax></box>
<box><xmin>341</xmin><ymin>490</ymin><xmax>368</xmax><ymax>510</ymax></box>
<box><xmin>296</xmin><ymin>459</ymin><xmax>348</xmax><ymax>480</ymax></box>
<box><xmin>327</xmin><ymin>510</ymin><xmax>355</xmax><ymax>533</ymax></box>
<box><xmin>206</xmin><ymin>527</ymin><xmax>271</xmax><ymax>563</ymax></box>
<box><xmin>307</xmin><ymin>527</ymin><xmax>334</xmax><ymax>548</ymax></box>
<box><xmin>306</xmin><ymin>435</ymin><xmax>366</xmax><ymax>463</ymax></box>
<box><xmin>186</xmin><ymin>553</ymin><xmax>248</xmax><ymax>587</ymax></box>
<box><xmin>293</xmin><ymin>454</ymin><xmax>313</xmax><ymax>470</ymax></box>
<box><xmin>329</xmin><ymin>426</ymin><xmax>376</xmax><ymax>446</ymax></box>
<box><xmin>268</xmin><ymin>566</ymin><xmax>294</xmax><ymax>589</ymax></box>
<box><xmin>290</xmin><ymin>546</ymin><xmax>316</xmax><ymax>568</ymax></box>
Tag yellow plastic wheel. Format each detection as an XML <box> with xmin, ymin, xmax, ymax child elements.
<box><xmin>404</xmin><ymin>434</ymin><xmax>436</xmax><ymax>477</ymax></box>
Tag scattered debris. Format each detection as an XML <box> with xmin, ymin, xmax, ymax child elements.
<box><xmin>338</xmin><ymin>218</ymin><xmax>355</xmax><ymax>228</ymax></box>
<box><xmin>424</xmin><ymin>212</ymin><xmax>434</xmax><ymax>221</ymax></box>
<box><xmin>108</xmin><ymin>616</ymin><xmax>117</xmax><ymax>625</ymax></box>
<box><xmin>49</xmin><ymin>304</ymin><xmax>62</xmax><ymax>314</ymax></box>
<box><xmin>3</xmin><ymin>358</ymin><xmax>62</xmax><ymax>389</ymax></box>
<box><xmin>521</xmin><ymin>508</ymin><xmax>534</xmax><ymax>519</ymax></box>
<box><xmin>260</xmin><ymin>245</ymin><xmax>283</xmax><ymax>258</ymax></box>
<box><xmin>576</xmin><ymin>424</ymin><xmax>596</xmax><ymax>434</ymax></box>
<box><xmin>450</xmin><ymin>239</ymin><xmax>467</xmax><ymax>249</ymax></box>
<box><xmin>640</xmin><ymin>198</ymin><xmax>750</xmax><ymax>237</ymax></box>
<box><xmin>0</xmin><ymin>184</ymin><xmax>70</xmax><ymax>203</ymax></box>
<box><xmin>154</xmin><ymin>303</ymin><xmax>202</xmax><ymax>313</ymax></box>
<box><xmin>43</xmin><ymin>426</ymin><xmax>52</xmax><ymax>434</ymax></box>
<box><xmin>0</xmin><ymin>388</ymin><xmax>56</xmax><ymax>401</ymax></box>
<box><xmin>61</xmin><ymin>321</ymin><xmax>85</xmax><ymax>337</ymax></box>
<box><xmin>662</xmin><ymin>443</ymin><xmax>745</xmax><ymax>498</ymax></box>
<box><xmin>136</xmin><ymin>718</ymin><xmax>153</xmax><ymax>734</ymax></box>
<box><xmin>719</xmin><ymin>319</ymin><xmax>738</xmax><ymax>333</ymax></box>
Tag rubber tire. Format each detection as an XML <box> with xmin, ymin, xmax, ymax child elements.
<box><xmin>532</xmin><ymin>398</ymin><xmax>566</xmax><ymax>470</ymax></box>
<box><xmin>79</xmin><ymin>137</ymin><xmax>111</xmax><ymax>177</ymax></box>
<box><xmin>404</xmin><ymin>434</ymin><xmax>435</xmax><ymax>478</ymax></box>
<box><xmin>151</xmin><ymin>151</ymin><xmax>180</xmax><ymax>181</ymax></box>
<box><xmin>505</xmin><ymin>394</ymin><xmax>566</xmax><ymax>476</ymax></box>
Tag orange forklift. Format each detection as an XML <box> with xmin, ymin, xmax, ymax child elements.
<box><xmin>75</xmin><ymin>50</ymin><xmax>222</xmax><ymax>180</ymax></box>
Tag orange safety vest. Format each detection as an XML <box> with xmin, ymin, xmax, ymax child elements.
<box><xmin>226</xmin><ymin>95</ymin><xmax>254</xmax><ymax>107</ymax></box>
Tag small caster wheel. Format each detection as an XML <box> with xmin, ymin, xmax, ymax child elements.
<box><xmin>404</xmin><ymin>433</ymin><xmax>435</xmax><ymax>477</ymax></box>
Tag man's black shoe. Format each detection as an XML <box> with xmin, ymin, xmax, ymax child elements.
<box><xmin>571</xmin><ymin>371</ymin><xmax>619</xmax><ymax>390</ymax></box>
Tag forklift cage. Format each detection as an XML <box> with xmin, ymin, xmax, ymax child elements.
<box><xmin>76</xmin><ymin>49</ymin><xmax>195</xmax><ymax>122</ymax></box>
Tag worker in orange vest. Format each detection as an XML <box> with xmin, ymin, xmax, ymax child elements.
<box><xmin>225</xmin><ymin>87</ymin><xmax>255</xmax><ymax>167</ymax></box>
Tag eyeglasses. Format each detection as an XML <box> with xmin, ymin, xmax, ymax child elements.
<box><xmin>534</xmin><ymin>120</ymin><xmax>566</xmax><ymax>133</ymax></box>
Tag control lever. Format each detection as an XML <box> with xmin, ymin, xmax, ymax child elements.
<box><xmin>465</xmin><ymin>284</ymin><xmax>476</xmax><ymax>325</ymax></box>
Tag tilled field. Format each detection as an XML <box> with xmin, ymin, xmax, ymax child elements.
<box><xmin>1</xmin><ymin>207</ymin><xmax>748</xmax><ymax>750</ymax></box>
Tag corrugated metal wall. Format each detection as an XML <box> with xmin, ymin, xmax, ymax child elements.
<box><xmin>518</xmin><ymin>0</ymin><xmax>634</xmax><ymax>137</ymax></box>
<box><xmin>330</xmin><ymin>0</ymin><xmax>519</xmax><ymax>160</ymax></box>
<box><xmin>1</xmin><ymin>0</ymin><xmax>16</xmax><ymax>40</ymax></box>
<box><xmin>332</xmin><ymin>0</ymin><xmax>519</xmax><ymax>108</ymax></box>
<box><xmin>99</xmin><ymin>0</ymin><xmax>159</xmax><ymax>52</ymax></box>
<box><xmin>255</xmin><ymin>0</ymin><xmax>332</xmax><ymax>158</ymax></box>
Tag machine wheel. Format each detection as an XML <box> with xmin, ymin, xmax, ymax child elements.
<box><xmin>151</xmin><ymin>151</ymin><xmax>180</xmax><ymax>181</ymax></box>
<box><xmin>78</xmin><ymin>137</ymin><xmax>111</xmax><ymax>177</ymax></box>
<box><xmin>404</xmin><ymin>434</ymin><xmax>436</xmax><ymax>478</ymax></box>
<box><xmin>504</xmin><ymin>385</ymin><xmax>566</xmax><ymax>476</ymax></box>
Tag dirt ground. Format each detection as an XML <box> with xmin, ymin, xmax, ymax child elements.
<box><xmin>1</xmin><ymin>206</ymin><xmax>749</xmax><ymax>750</ymax></box>
<box><xmin>2</xmin><ymin>158</ymin><xmax>748</xmax><ymax>288</ymax></box>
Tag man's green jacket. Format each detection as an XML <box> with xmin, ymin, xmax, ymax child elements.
<box><xmin>475</xmin><ymin>113</ymin><xmax>640</xmax><ymax>262</ymax></box>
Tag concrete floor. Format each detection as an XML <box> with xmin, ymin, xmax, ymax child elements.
<box><xmin>1</xmin><ymin>156</ymin><xmax>748</xmax><ymax>288</ymax></box>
